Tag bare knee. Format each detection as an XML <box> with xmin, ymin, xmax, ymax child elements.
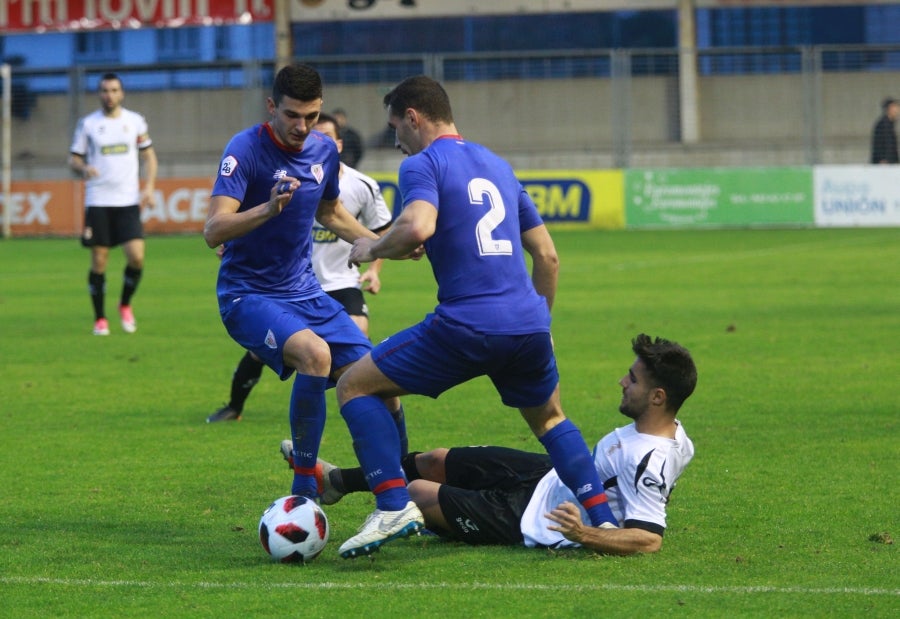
<box><xmin>408</xmin><ymin>478</ymin><xmax>445</xmax><ymax>529</ymax></box>
<box><xmin>414</xmin><ymin>448</ymin><xmax>450</xmax><ymax>484</ymax></box>
<box><xmin>385</xmin><ymin>396</ymin><xmax>402</xmax><ymax>414</ymax></box>
<box><xmin>283</xmin><ymin>331</ymin><xmax>331</xmax><ymax>376</ymax></box>
<box><xmin>335</xmin><ymin>354</ymin><xmax>403</xmax><ymax>405</ymax></box>
<box><xmin>519</xmin><ymin>386</ymin><xmax>567</xmax><ymax>437</ymax></box>
<box><xmin>123</xmin><ymin>239</ymin><xmax>145</xmax><ymax>269</ymax></box>
<box><xmin>91</xmin><ymin>248</ymin><xmax>109</xmax><ymax>273</ymax></box>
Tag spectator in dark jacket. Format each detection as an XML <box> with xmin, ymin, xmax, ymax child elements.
<box><xmin>333</xmin><ymin>108</ymin><xmax>365</xmax><ymax>168</ymax></box>
<box><xmin>870</xmin><ymin>97</ymin><xmax>899</xmax><ymax>164</ymax></box>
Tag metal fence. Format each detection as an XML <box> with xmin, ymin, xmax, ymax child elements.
<box><xmin>4</xmin><ymin>43</ymin><xmax>899</xmax><ymax>178</ymax></box>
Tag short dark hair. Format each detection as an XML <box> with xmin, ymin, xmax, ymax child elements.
<box><xmin>272</xmin><ymin>63</ymin><xmax>323</xmax><ymax>105</ymax></box>
<box><xmin>316</xmin><ymin>112</ymin><xmax>342</xmax><ymax>139</ymax></box>
<box><xmin>99</xmin><ymin>72</ymin><xmax>122</xmax><ymax>89</ymax></box>
<box><xmin>632</xmin><ymin>334</ymin><xmax>697</xmax><ymax>414</ymax></box>
<box><xmin>382</xmin><ymin>75</ymin><xmax>453</xmax><ymax>124</ymax></box>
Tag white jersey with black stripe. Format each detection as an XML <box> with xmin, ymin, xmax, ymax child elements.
<box><xmin>70</xmin><ymin>108</ymin><xmax>152</xmax><ymax>207</ymax></box>
<box><xmin>311</xmin><ymin>164</ymin><xmax>392</xmax><ymax>291</ymax></box>
<box><xmin>521</xmin><ymin>421</ymin><xmax>694</xmax><ymax>548</ymax></box>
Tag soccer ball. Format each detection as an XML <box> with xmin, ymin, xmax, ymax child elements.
<box><xmin>259</xmin><ymin>495</ymin><xmax>329</xmax><ymax>563</ymax></box>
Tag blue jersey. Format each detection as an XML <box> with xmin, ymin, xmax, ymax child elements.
<box><xmin>398</xmin><ymin>135</ymin><xmax>550</xmax><ymax>334</ymax></box>
<box><xmin>212</xmin><ymin>124</ymin><xmax>340</xmax><ymax>306</ymax></box>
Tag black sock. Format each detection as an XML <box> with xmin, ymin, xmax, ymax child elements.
<box><xmin>336</xmin><ymin>451</ymin><xmax>422</xmax><ymax>493</ymax></box>
<box><xmin>120</xmin><ymin>266</ymin><xmax>142</xmax><ymax>307</ymax></box>
<box><xmin>230</xmin><ymin>352</ymin><xmax>265</xmax><ymax>412</ymax></box>
<box><xmin>334</xmin><ymin>467</ymin><xmax>362</xmax><ymax>493</ymax></box>
<box><xmin>88</xmin><ymin>271</ymin><xmax>105</xmax><ymax>320</ymax></box>
<box><xmin>400</xmin><ymin>451</ymin><xmax>422</xmax><ymax>481</ymax></box>
<box><xmin>391</xmin><ymin>405</ymin><xmax>409</xmax><ymax>457</ymax></box>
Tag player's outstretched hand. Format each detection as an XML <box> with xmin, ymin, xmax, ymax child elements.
<box><xmin>268</xmin><ymin>177</ymin><xmax>299</xmax><ymax>215</ymax></box>
<box><xmin>405</xmin><ymin>245</ymin><xmax>426</xmax><ymax>261</ymax></box>
<box><xmin>359</xmin><ymin>269</ymin><xmax>381</xmax><ymax>294</ymax></box>
<box><xmin>546</xmin><ymin>501</ymin><xmax>588</xmax><ymax>543</ymax></box>
<box><xmin>139</xmin><ymin>187</ymin><xmax>155</xmax><ymax>209</ymax></box>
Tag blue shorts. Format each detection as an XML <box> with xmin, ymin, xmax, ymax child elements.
<box><xmin>220</xmin><ymin>293</ymin><xmax>371</xmax><ymax>381</ymax></box>
<box><xmin>371</xmin><ymin>314</ymin><xmax>558</xmax><ymax>408</ymax></box>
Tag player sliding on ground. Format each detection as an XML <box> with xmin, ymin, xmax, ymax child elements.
<box><xmin>283</xmin><ymin>334</ymin><xmax>698</xmax><ymax>555</ymax></box>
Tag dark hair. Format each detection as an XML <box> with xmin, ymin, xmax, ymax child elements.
<box><xmin>382</xmin><ymin>75</ymin><xmax>453</xmax><ymax>124</ymax></box>
<box><xmin>632</xmin><ymin>334</ymin><xmax>697</xmax><ymax>414</ymax></box>
<box><xmin>272</xmin><ymin>63</ymin><xmax>323</xmax><ymax>105</ymax></box>
<box><xmin>316</xmin><ymin>112</ymin><xmax>342</xmax><ymax>139</ymax></box>
<box><xmin>99</xmin><ymin>72</ymin><xmax>122</xmax><ymax>89</ymax></box>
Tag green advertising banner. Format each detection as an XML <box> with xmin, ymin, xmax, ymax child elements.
<box><xmin>625</xmin><ymin>168</ymin><xmax>814</xmax><ymax>228</ymax></box>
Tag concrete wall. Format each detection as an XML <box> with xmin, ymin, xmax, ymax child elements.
<box><xmin>9</xmin><ymin>69</ymin><xmax>895</xmax><ymax>180</ymax></box>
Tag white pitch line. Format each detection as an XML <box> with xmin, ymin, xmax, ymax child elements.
<box><xmin>1</xmin><ymin>576</ymin><xmax>897</xmax><ymax>597</ymax></box>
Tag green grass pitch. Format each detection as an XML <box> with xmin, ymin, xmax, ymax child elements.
<box><xmin>0</xmin><ymin>228</ymin><xmax>897</xmax><ymax>617</ymax></box>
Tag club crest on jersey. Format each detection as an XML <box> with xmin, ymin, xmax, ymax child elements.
<box><xmin>311</xmin><ymin>163</ymin><xmax>324</xmax><ymax>184</ymax></box>
<box><xmin>220</xmin><ymin>155</ymin><xmax>238</xmax><ymax>177</ymax></box>
<box><xmin>265</xmin><ymin>329</ymin><xmax>277</xmax><ymax>349</ymax></box>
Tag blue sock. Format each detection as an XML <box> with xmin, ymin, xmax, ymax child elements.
<box><xmin>391</xmin><ymin>403</ymin><xmax>409</xmax><ymax>457</ymax></box>
<box><xmin>340</xmin><ymin>395</ymin><xmax>409</xmax><ymax>511</ymax></box>
<box><xmin>289</xmin><ymin>374</ymin><xmax>328</xmax><ymax>497</ymax></box>
<box><xmin>539</xmin><ymin>419</ymin><xmax>618</xmax><ymax>527</ymax></box>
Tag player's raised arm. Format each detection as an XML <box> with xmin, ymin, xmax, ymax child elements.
<box><xmin>521</xmin><ymin>223</ymin><xmax>559</xmax><ymax>311</ymax></box>
<box><xmin>315</xmin><ymin>197</ymin><xmax>380</xmax><ymax>246</ymax></box>
<box><xmin>349</xmin><ymin>200</ymin><xmax>435</xmax><ymax>266</ymax></box>
<box><xmin>203</xmin><ymin>178</ymin><xmax>299</xmax><ymax>248</ymax></box>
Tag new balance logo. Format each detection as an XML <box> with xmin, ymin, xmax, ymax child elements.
<box><xmin>575</xmin><ymin>483</ymin><xmax>593</xmax><ymax>497</ymax></box>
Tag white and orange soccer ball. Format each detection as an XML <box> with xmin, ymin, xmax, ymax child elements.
<box><xmin>258</xmin><ymin>495</ymin><xmax>329</xmax><ymax>563</ymax></box>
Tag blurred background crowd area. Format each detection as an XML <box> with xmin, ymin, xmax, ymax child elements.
<box><xmin>2</xmin><ymin>1</ymin><xmax>899</xmax><ymax>177</ymax></box>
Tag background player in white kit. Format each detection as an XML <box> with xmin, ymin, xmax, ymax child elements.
<box><xmin>206</xmin><ymin>113</ymin><xmax>395</xmax><ymax>425</ymax></box>
<box><xmin>69</xmin><ymin>72</ymin><xmax>158</xmax><ymax>336</ymax></box>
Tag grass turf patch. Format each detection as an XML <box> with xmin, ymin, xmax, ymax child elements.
<box><xmin>0</xmin><ymin>228</ymin><xmax>897</xmax><ymax>617</ymax></box>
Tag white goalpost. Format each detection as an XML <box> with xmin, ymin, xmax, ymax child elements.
<box><xmin>1</xmin><ymin>63</ymin><xmax>10</xmax><ymax>239</ymax></box>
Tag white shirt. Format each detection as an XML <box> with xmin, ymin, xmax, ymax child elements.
<box><xmin>311</xmin><ymin>164</ymin><xmax>392</xmax><ymax>291</ymax></box>
<box><xmin>521</xmin><ymin>421</ymin><xmax>694</xmax><ymax>548</ymax></box>
<box><xmin>70</xmin><ymin>108</ymin><xmax>152</xmax><ymax>208</ymax></box>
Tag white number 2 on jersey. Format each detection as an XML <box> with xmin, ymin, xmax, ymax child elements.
<box><xmin>469</xmin><ymin>178</ymin><xmax>513</xmax><ymax>256</ymax></box>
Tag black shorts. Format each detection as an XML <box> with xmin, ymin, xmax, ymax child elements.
<box><xmin>436</xmin><ymin>446</ymin><xmax>553</xmax><ymax>545</ymax></box>
<box><xmin>326</xmin><ymin>287</ymin><xmax>368</xmax><ymax>317</ymax></box>
<box><xmin>81</xmin><ymin>205</ymin><xmax>144</xmax><ymax>248</ymax></box>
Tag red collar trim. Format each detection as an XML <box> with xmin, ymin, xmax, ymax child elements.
<box><xmin>263</xmin><ymin>122</ymin><xmax>303</xmax><ymax>152</ymax></box>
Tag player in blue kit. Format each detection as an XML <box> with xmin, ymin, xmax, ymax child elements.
<box><xmin>203</xmin><ymin>64</ymin><xmax>402</xmax><ymax>499</ymax></box>
<box><xmin>206</xmin><ymin>113</ymin><xmax>396</xmax><ymax>426</ymax></box>
<box><xmin>333</xmin><ymin>75</ymin><xmax>619</xmax><ymax>559</ymax></box>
